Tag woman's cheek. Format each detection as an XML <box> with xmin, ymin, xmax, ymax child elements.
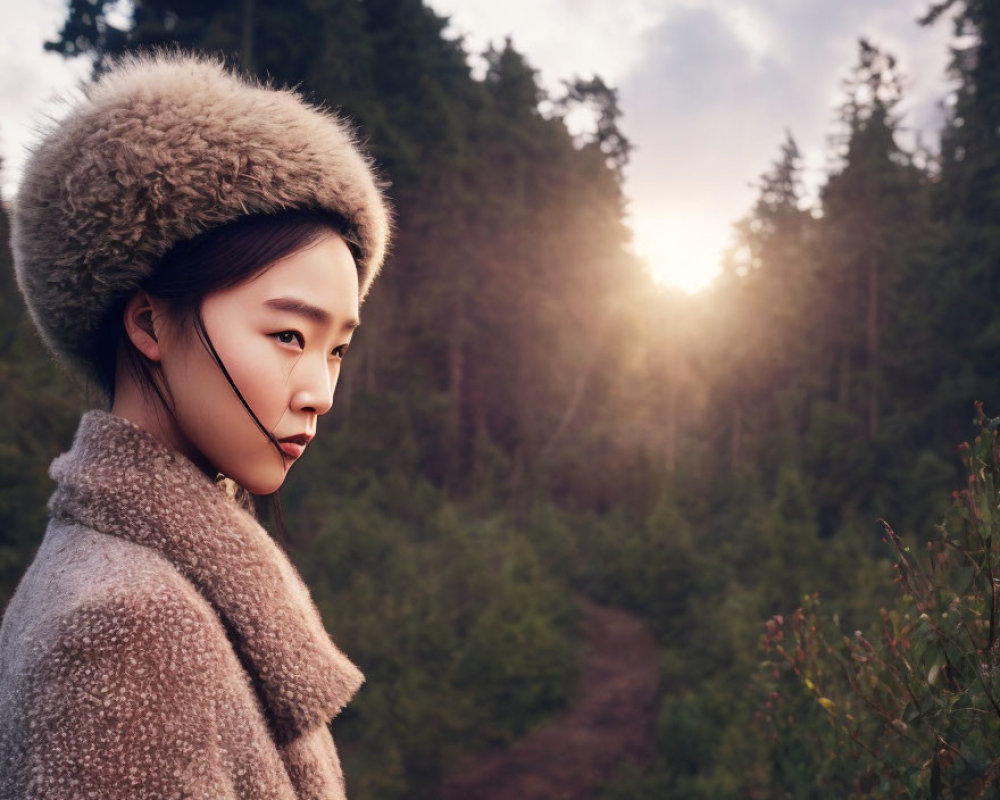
<box><xmin>224</xmin><ymin>336</ymin><xmax>294</xmax><ymax>428</ymax></box>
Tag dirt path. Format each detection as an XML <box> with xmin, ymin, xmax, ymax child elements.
<box><xmin>441</xmin><ymin>596</ymin><xmax>660</xmax><ymax>800</ymax></box>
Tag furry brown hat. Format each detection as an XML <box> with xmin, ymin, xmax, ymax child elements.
<box><xmin>11</xmin><ymin>51</ymin><xmax>391</xmax><ymax>380</ymax></box>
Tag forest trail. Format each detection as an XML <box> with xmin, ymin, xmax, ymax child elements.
<box><xmin>441</xmin><ymin>596</ymin><xmax>660</xmax><ymax>800</ymax></box>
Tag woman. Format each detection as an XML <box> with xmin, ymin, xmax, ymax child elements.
<box><xmin>0</xmin><ymin>52</ymin><xmax>390</xmax><ymax>799</ymax></box>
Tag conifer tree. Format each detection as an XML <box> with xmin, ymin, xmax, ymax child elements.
<box><xmin>917</xmin><ymin>1</ymin><xmax>1000</xmax><ymax>445</ymax></box>
<box><xmin>712</xmin><ymin>132</ymin><xmax>813</xmax><ymax>476</ymax></box>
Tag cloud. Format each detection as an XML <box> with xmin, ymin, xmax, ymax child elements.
<box><xmin>0</xmin><ymin>0</ymin><xmax>89</xmax><ymax>200</ymax></box>
<box><xmin>430</xmin><ymin>0</ymin><xmax>668</xmax><ymax>88</ymax></box>
<box><xmin>615</xmin><ymin>0</ymin><xmax>954</xmax><ymax>286</ymax></box>
<box><xmin>619</xmin><ymin>6</ymin><xmax>802</xmax><ymax>267</ymax></box>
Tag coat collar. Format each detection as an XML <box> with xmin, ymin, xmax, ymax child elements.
<box><xmin>48</xmin><ymin>410</ymin><xmax>363</xmax><ymax>742</ymax></box>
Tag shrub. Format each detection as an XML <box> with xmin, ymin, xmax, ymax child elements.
<box><xmin>758</xmin><ymin>403</ymin><xmax>1000</xmax><ymax>798</ymax></box>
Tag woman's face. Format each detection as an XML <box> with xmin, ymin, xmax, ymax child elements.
<box><xmin>155</xmin><ymin>232</ymin><xmax>360</xmax><ymax>494</ymax></box>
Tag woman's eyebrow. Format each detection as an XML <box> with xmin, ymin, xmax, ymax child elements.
<box><xmin>264</xmin><ymin>297</ymin><xmax>360</xmax><ymax>330</ymax></box>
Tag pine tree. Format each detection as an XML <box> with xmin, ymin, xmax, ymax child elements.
<box><xmin>917</xmin><ymin>1</ymin><xmax>1000</xmax><ymax>447</ymax></box>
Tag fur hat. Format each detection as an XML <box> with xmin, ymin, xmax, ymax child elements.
<box><xmin>11</xmin><ymin>51</ymin><xmax>391</xmax><ymax>380</ymax></box>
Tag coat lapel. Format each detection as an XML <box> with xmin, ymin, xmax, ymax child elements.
<box><xmin>48</xmin><ymin>411</ymin><xmax>364</xmax><ymax>743</ymax></box>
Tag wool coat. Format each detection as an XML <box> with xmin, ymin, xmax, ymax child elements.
<box><xmin>0</xmin><ymin>411</ymin><xmax>364</xmax><ymax>799</ymax></box>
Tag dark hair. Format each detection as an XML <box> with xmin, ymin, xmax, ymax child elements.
<box><xmin>93</xmin><ymin>208</ymin><xmax>354</xmax><ymax>512</ymax></box>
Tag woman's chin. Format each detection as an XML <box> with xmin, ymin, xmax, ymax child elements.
<box><xmin>230</xmin><ymin>465</ymin><xmax>289</xmax><ymax>497</ymax></box>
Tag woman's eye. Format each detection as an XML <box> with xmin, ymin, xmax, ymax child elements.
<box><xmin>273</xmin><ymin>331</ymin><xmax>303</xmax><ymax>347</ymax></box>
<box><xmin>332</xmin><ymin>343</ymin><xmax>349</xmax><ymax>360</ymax></box>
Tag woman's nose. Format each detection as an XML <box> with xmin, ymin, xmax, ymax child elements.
<box><xmin>292</xmin><ymin>357</ymin><xmax>335</xmax><ymax>415</ymax></box>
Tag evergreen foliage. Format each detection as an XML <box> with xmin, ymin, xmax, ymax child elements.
<box><xmin>760</xmin><ymin>405</ymin><xmax>1000</xmax><ymax>796</ymax></box>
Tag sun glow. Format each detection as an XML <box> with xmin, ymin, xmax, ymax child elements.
<box><xmin>630</xmin><ymin>213</ymin><xmax>726</xmax><ymax>294</ymax></box>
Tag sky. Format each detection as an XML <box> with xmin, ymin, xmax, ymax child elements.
<box><xmin>0</xmin><ymin>0</ymin><xmax>958</xmax><ymax>292</ymax></box>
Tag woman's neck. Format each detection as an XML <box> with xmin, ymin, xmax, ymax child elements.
<box><xmin>110</xmin><ymin>368</ymin><xmax>214</xmax><ymax>477</ymax></box>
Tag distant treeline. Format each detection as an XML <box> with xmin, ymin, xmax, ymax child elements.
<box><xmin>2</xmin><ymin>0</ymin><xmax>999</xmax><ymax>796</ymax></box>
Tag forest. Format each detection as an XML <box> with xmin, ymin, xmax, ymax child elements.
<box><xmin>2</xmin><ymin>0</ymin><xmax>1000</xmax><ymax>797</ymax></box>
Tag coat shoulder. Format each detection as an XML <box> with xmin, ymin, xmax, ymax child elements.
<box><xmin>2</xmin><ymin>519</ymin><xmax>223</xmax><ymax>654</ymax></box>
<box><xmin>0</xmin><ymin>523</ymin><xmax>245</xmax><ymax>799</ymax></box>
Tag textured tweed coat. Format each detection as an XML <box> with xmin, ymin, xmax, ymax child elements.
<box><xmin>0</xmin><ymin>411</ymin><xmax>364</xmax><ymax>799</ymax></box>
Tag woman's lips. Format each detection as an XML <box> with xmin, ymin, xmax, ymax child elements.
<box><xmin>279</xmin><ymin>441</ymin><xmax>306</xmax><ymax>459</ymax></box>
<box><xmin>277</xmin><ymin>434</ymin><xmax>312</xmax><ymax>460</ymax></box>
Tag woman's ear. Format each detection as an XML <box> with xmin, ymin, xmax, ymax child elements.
<box><xmin>122</xmin><ymin>291</ymin><xmax>163</xmax><ymax>362</ymax></box>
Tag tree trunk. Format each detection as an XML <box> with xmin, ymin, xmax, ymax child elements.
<box><xmin>449</xmin><ymin>294</ymin><xmax>465</xmax><ymax>429</ymax></box>
<box><xmin>471</xmin><ymin>371</ymin><xmax>489</xmax><ymax>488</ymax></box>
<box><xmin>538</xmin><ymin>311</ymin><xmax>613</xmax><ymax>461</ymax></box>
<box><xmin>665</xmin><ymin>381</ymin><xmax>677</xmax><ymax>475</ymax></box>
<box><xmin>448</xmin><ymin>292</ymin><xmax>467</xmax><ymax>483</ymax></box>
<box><xmin>339</xmin><ymin>359</ymin><xmax>353</xmax><ymax>420</ymax></box>
<box><xmin>866</xmin><ymin>254</ymin><xmax>879</xmax><ymax>439</ymax></box>
<box><xmin>364</xmin><ymin>327</ymin><xmax>378</xmax><ymax>394</ymax></box>
<box><xmin>837</xmin><ymin>345</ymin><xmax>851</xmax><ymax>410</ymax></box>
<box><xmin>731</xmin><ymin>399</ymin><xmax>742</xmax><ymax>473</ymax></box>
<box><xmin>664</xmin><ymin>329</ymin><xmax>678</xmax><ymax>475</ymax></box>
